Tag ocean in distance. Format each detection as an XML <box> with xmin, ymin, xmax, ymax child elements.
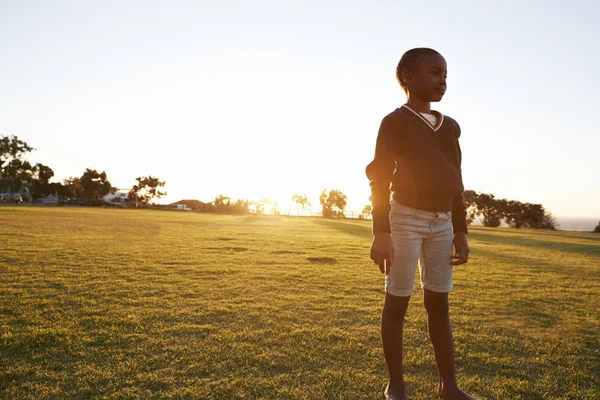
<box><xmin>555</xmin><ymin>216</ymin><xmax>598</xmax><ymax>232</ymax></box>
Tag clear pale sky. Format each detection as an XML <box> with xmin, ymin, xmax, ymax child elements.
<box><xmin>1</xmin><ymin>0</ymin><xmax>598</xmax><ymax>217</ymax></box>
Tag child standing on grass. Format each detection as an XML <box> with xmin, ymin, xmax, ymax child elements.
<box><xmin>366</xmin><ymin>48</ymin><xmax>477</xmax><ymax>400</ymax></box>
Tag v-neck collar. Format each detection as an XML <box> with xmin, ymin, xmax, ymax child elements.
<box><xmin>402</xmin><ymin>104</ymin><xmax>444</xmax><ymax>131</ymax></box>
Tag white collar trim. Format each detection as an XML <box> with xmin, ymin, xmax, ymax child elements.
<box><xmin>402</xmin><ymin>104</ymin><xmax>444</xmax><ymax>131</ymax></box>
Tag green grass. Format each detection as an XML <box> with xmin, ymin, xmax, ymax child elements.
<box><xmin>1</xmin><ymin>207</ymin><xmax>598</xmax><ymax>399</ymax></box>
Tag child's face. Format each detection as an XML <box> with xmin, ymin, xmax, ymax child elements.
<box><xmin>406</xmin><ymin>53</ymin><xmax>447</xmax><ymax>103</ymax></box>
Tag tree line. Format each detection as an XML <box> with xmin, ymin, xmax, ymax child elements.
<box><xmin>463</xmin><ymin>190</ymin><xmax>557</xmax><ymax>229</ymax></box>
<box><xmin>174</xmin><ymin>189</ymin><xmax>347</xmax><ymax>217</ymax></box>
<box><xmin>191</xmin><ymin>191</ymin><xmax>600</xmax><ymax>233</ymax></box>
<box><xmin>186</xmin><ymin>189</ymin><xmax>560</xmax><ymax>231</ymax></box>
<box><xmin>5</xmin><ymin>134</ymin><xmax>594</xmax><ymax>232</ymax></box>
<box><xmin>0</xmin><ymin>135</ymin><xmax>165</xmax><ymax>205</ymax></box>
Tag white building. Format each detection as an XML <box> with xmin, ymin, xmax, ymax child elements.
<box><xmin>37</xmin><ymin>194</ymin><xmax>59</xmax><ymax>205</ymax></box>
<box><xmin>103</xmin><ymin>191</ymin><xmax>128</xmax><ymax>204</ymax></box>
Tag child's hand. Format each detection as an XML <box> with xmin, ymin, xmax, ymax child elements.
<box><xmin>451</xmin><ymin>232</ymin><xmax>470</xmax><ymax>265</ymax></box>
<box><xmin>370</xmin><ymin>233</ymin><xmax>394</xmax><ymax>275</ymax></box>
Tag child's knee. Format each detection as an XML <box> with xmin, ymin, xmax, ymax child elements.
<box><xmin>383</xmin><ymin>293</ymin><xmax>410</xmax><ymax>320</ymax></box>
<box><xmin>423</xmin><ymin>292</ymin><xmax>449</xmax><ymax>316</ymax></box>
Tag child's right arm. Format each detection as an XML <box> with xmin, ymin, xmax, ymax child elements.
<box><xmin>366</xmin><ymin>115</ymin><xmax>400</xmax><ymax>274</ymax></box>
<box><xmin>366</xmin><ymin>115</ymin><xmax>399</xmax><ymax>233</ymax></box>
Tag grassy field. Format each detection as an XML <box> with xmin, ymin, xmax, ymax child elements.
<box><xmin>0</xmin><ymin>207</ymin><xmax>598</xmax><ymax>400</ymax></box>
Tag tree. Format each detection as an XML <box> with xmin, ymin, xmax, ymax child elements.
<box><xmin>30</xmin><ymin>163</ymin><xmax>57</xmax><ymax>200</ymax></box>
<box><xmin>34</xmin><ymin>163</ymin><xmax>54</xmax><ymax>183</ymax></box>
<box><xmin>463</xmin><ymin>190</ymin><xmax>479</xmax><ymax>225</ymax></box>
<box><xmin>247</xmin><ymin>200</ymin><xmax>261</xmax><ymax>215</ymax></box>
<box><xmin>79</xmin><ymin>168</ymin><xmax>114</xmax><ymax>200</ymax></box>
<box><xmin>319</xmin><ymin>189</ymin><xmax>347</xmax><ymax>218</ymax></box>
<box><xmin>522</xmin><ymin>203</ymin><xmax>556</xmax><ymax>230</ymax></box>
<box><xmin>360</xmin><ymin>204</ymin><xmax>372</xmax><ymax>219</ymax></box>
<box><xmin>1</xmin><ymin>159</ymin><xmax>36</xmax><ymax>182</ymax></box>
<box><xmin>476</xmin><ymin>193</ymin><xmax>503</xmax><ymax>227</ymax></box>
<box><xmin>291</xmin><ymin>194</ymin><xmax>311</xmax><ymax>215</ymax></box>
<box><xmin>201</xmin><ymin>195</ymin><xmax>251</xmax><ymax>214</ymax></box>
<box><xmin>247</xmin><ymin>198</ymin><xmax>278</xmax><ymax>215</ymax></box>
<box><xmin>213</xmin><ymin>195</ymin><xmax>232</xmax><ymax>213</ymax></box>
<box><xmin>504</xmin><ymin>200</ymin><xmax>526</xmax><ymax>228</ymax></box>
<box><xmin>594</xmin><ymin>221</ymin><xmax>600</xmax><ymax>233</ymax></box>
<box><xmin>128</xmin><ymin>176</ymin><xmax>166</xmax><ymax>205</ymax></box>
<box><xmin>270</xmin><ymin>200</ymin><xmax>280</xmax><ymax>215</ymax></box>
<box><xmin>0</xmin><ymin>135</ymin><xmax>34</xmax><ymax>178</ymax></box>
<box><xmin>539</xmin><ymin>212</ymin><xmax>558</xmax><ymax>230</ymax></box>
<box><xmin>63</xmin><ymin>176</ymin><xmax>84</xmax><ymax>198</ymax></box>
<box><xmin>0</xmin><ymin>136</ymin><xmax>37</xmax><ymax>196</ymax></box>
<box><xmin>230</xmin><ymin>199</ymin><xmax>249</xmax><ymax>214</ymax></box>
<box><xmin>503</xmin><ymin>200</ymin><xmax>556</xmax><ymax>230</ymax></box>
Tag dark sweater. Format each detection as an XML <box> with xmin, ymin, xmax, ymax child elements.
<box><xmin>366</xmin><ymin>104</ymin><xmax>468</xmax><ymax>234</ymax></box>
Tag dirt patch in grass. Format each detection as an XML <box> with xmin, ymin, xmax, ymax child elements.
<box><xmin>205</xmin><ymin>246</ymin><xmax>249</xmax><ymax>252</ymax></box>
<box><xmin>307</xmin><ymin>257</ymin><xmax>337</xmax><ymax>264</ymax></box>
<box><xmin>224</xmin><ymin>247</ymin><xmax>248</xmax><ymax>252</ymax></box>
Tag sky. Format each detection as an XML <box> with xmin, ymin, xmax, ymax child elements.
<box><xmin>1</xmin><ymin>0</ymin><xmax>599</xmax><ymax>217</ymax></box>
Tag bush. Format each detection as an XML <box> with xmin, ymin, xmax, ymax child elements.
<box><xmin>594</xmin><ymin>221</ymin><xmax>600</xmax><ymax>233</ymax></box>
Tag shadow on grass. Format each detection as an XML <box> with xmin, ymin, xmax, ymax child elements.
<box><xmin>312</xmin><ymin>219</ymin><xmax>372</xmax><ymax>239</ymax></box>
<box><xmin>469</xmin><ymin>230</ymin><xmax>600</xmax><ymax>257</ymax></box>
<box><xmin>472</xmin><ymin>226</ymin><xmax>600</xmax><ymax>241</ymax></box>
<box><xmin>313</xmin><ymin>219</ymin><xmax>600</xmax><ymax>258</ymax></box>
<box><xmin>473</xmin><ymin>243</ymin><xmax>599</xmax><ymax>279</ymax></box>
<box><xmin>462</xmin><ymin>245</ymin><xmax>599</xmax><ymax>340</ymax></box>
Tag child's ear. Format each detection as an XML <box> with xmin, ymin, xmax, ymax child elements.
<box><xmin>402</xmin><ymin>71</ymin><xmax>414</xmax><ymax>85</ymax></box>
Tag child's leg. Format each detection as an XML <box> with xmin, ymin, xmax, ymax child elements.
<box><xmin>384</xmin><ymin>201</ymin><xmax>427</xmax><ymax>398</ymax></box>
<box><xmin>382</xmin><ymin>292</ymin><xmax>410</xmax><ymax>397</ymax></box>
<box><xmin>423</xmin><ymin>290</ymin><xmax>456</xmax><ymax>388</ymax></box>
<box><xmin>420</xmin><ymin>217</ymin><xmax>478</xmax><ymax>399</ymax></box>
<box><xmin>424</xmin><ymin>290</ymin><xmax>477</xmax><ymax>399</ymax></box>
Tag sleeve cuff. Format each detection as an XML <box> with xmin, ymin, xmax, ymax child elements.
<box><xmin>452</xmin><ymin>218</ymin><xmax>468</xmax><ymax>235</ymax></box>
<box><xmin>372</xmin><ymin>211</ymin><xmax>391</xmax><ymax>234</ymax></box>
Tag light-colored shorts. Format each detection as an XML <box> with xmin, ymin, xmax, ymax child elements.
<box><xmin>386</xmin><ymin>200</ymin><xmax>454</xmax><ymax>297</ymax></box>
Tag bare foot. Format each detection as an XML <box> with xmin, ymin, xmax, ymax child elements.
<box><xmin>438</xmin><ymin>383</ymin><xmax>478</xmax><ymax>400</ymax></box>
<box><xmin>384</xmin><ymin>382</ymin><xmax>408</xmax><ymax>400</ymax></box>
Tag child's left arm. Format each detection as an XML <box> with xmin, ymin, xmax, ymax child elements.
<box><xmin>452</xmin><ymin>232</ymin><xmax>470</xmax><ymax>265</ymax></box>
<box><xmin>451</xmin><ymin>193</ymin><xmax>470</xmax><ymax>265</ymax></box>
<box><xmin>451</xmin><ymin>123</ymin><xmax>470</xmax><ymax>265</ymax></box>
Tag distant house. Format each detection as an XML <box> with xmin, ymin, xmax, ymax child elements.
<box><xmin>37</xmin><ymin>194</ymin><xmax>59</xmax><ymax>205</ymax></box>
<box><xmin>173</xmin><ymin>204</ymin><xmax>192</xmax><ymax>211</ymax></box>
<box><xmin>103</xmin><ymin>191</ymin><xmax>128</xmax><ymax>205</ymax></box>
<box><xmin>170</xmin><ymin>199</ymin><xmax>210</xmax><ymax>212</ymax></box>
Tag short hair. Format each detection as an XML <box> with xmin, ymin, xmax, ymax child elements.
<box><xmin>396</xmin><ymin>48</ymin><xmax>441</xmax><ymax>93</ymax></box>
